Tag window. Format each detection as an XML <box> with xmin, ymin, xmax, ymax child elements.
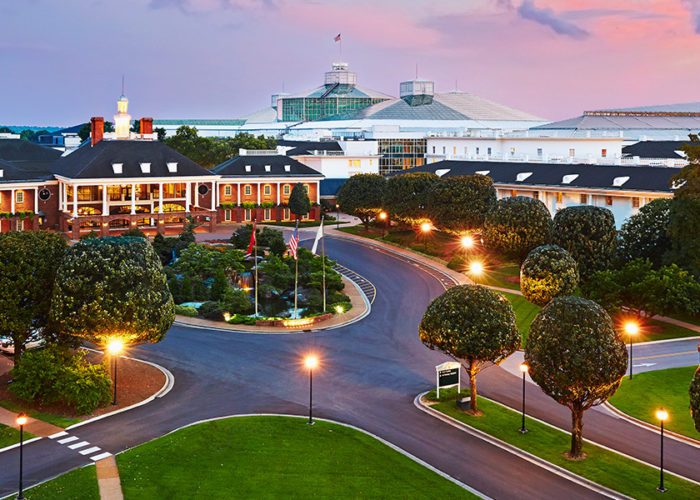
<box><xmin>537</xmin><ymin>148</ymin><xmax>543</xmax><ymax>156</ymax></box>
<box><xmin>264</xmin><ymin>185</ymin><xmax>271</xmax><ymax>196</ymax></box>
<box><xmin>556</xmin><ymin>192</ymin><xmax>563</xmax><ymax>203</ymax></box>
<box><xmin>432</xmin><ymin>146</ymin><xmax>435</xmax><ymax>154</ymax></box>
<box><xmin>601</xmin><ymin>149</ymin><xmax>607</xmax><ymax>158</ymax></box>
<box><xmin>632</xmin><ymin>197</ymin><xmax>640</xmax><ymax>208</ymax></box>
<box><xmin>569</xmin><ymin>148</ymin><xmax>575</xmax><ymax>157</ymax></box>
<box><xmin>244</xmin><ymin>209</ymin><xmax>251</xmax><ymax>221</ymax></box>
<box><xmin>487</xmin><ymin>147</ymin><xmax>491</xmax><ymax>156</ymax></box>
<box><xmin>224</xmin><ymin>185</ymin><xmax>232</xmax><ymax>196</ymax></box>
<box><xmin>476</xmin><ymin>147</ymin><xmax>480</xmax><ymax>154</ymax></box>
<box><xmin>348</xmin><ymin>159</ymin><xmax>353</xmax><ymax>167</ymax></box>
<box><xmin>264</xmin><ymin>208</ymin><xmax>271</xmax><ymax>220</ymax></box>
<box><xmin>580</xmin><ymin>194</ymin><xmax>588</xmax><ymax>204</ymax></box>
<box><xmin>453</xmin><ymin>146</ymin><xmax>457</xmax><ymax>154</ymax></box>
<box><xmin>15</xmin><ymin>191</ymin><xmax>24</xmax><ymax>204</ymax></box>
<box><xmin>533</xmin><ymin>191</ymin><xmax>539</xmax><ymax>199</ymax></box>
<box><xmin>442</xmin><ymin>146</ymin><xmax>446</xmax><ymax>154</ymax></box>
<box><xmin>283</xmin><ymin>184</ymin><xmax>290</xmax><ymax>195</ymax></box>
<box><xmin>511</xmin><ymin>189</ymin><xmax>517</xmax><ymax>197</ymax></box>
<box><xmin>353</xmin><ymin>159</ymin><xmax>360</xmax><ymax>167</ymax></box>
<box><xmin>510</xmin><ymin>147</ymin><xmax>515</xmax><ymax>156</ymax></box>
<box><xmin>244</xmin><ymin>185</ymin><xmax>252</xmax><ymax>196</ymax></box>
<box><xmin>283</xmin><ymin>208</ymin><xmax>290</xmax><ymax>220</ymax></box>
<box><xmin>303</xmin><ymin>184</ymin><xmax>309</xmax><ymax>193</ymax></box>
<box><xmin>224</xmin><ymin>209</ymin><xmax>231</xmax><ymax>222</ymax></box>
<box><xmin>606</xmin><ymin>196</ymin><xmax>613</xmax><ymax>206</ymax></box>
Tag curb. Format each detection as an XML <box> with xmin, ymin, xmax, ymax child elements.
<box><xmin>602</xmin><ymin>401</ymin><xmax>700</xmax><ymax>449</ymax></box>
<box><xmin>414</xmin><ymin>392</ymin><xmax>631</xmax><ymax>500</ymax></box>
<box><xmin>632</xmin><ymin>335</ymin><xmax>700</xmax><ymax>347</ymax></box>
<box><xmin>0</xmin><ymin>436</ymin><xmax>43</xmax><ymax>455</ymax></box>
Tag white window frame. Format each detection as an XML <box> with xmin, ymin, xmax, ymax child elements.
<box><xmin>224</xmin><ymin>185</ymin><xmax>232</xmax><ymax>196</ymax></box>
<box><xmin>264</xmin><ymin>185</ymin><xmax>271</xmax><ymax>196</ymax></box>
<box><xmin>244</xmin><ymin>185</ymin><xmax>252</xmax><ymax>196</ymax></box>
<box><xmin>16</xmin><ymin>191</ymin><xmax>24</xmax><ymax>204</ymax></box>
<box><xmin>224</xmin><ymin>209</ymin><xmax>231</xmax><ymax>221</ymax></box>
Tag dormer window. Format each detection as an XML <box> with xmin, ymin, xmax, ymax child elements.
<box><xmin>264</xmin><ymin>165</ymin><xmax>271</xmax><ymax>172</ymax></box>
<box><xmin>562</xmin><ymin>174</ymin><xmax>579</xmax><ymax>184</ymax></box>
<box><xmin>112</xmin><ymin>163</ymin><xmax>123</xmax><ymax>174</ymax></box>
<box><xmin>140</xmin><ymin>162</ymin><xmax>151</xmax><ymax>174</ymax></box>
<box><xmin>284</xmin><ymin>165</ymin><xmax>291</xmax><ymax>172</ymax></box>
<box><xmin>612</xmin><ymin>176</ymin><xmax>630</xmax><ymax>187</ymax></box>
<box><xmin>167</xmin><ymin>162</ymin><xmax>178</xmax><ymax>173</ymax></box>
<box><xmin>435</xmin><ymin>169</ymin><xmax>451</xmax><ymax>177</ymax></box>
<box><xmin>475</xmin><ymin>170</ymin><xmax>490</xmax><ymax>176</ymax></box>
<box><xmin>516</xmin><ymin>172</ymin><xmax>532</xmax><ymax>182</ymax></box>
<box><xmin>245</xmin><ymin>165</ymin><xmax>251</xmax><ymax>172</ymax></box>
<box><xmin>0</xmin><ymin>169</ymin><xmax>3</xmax><ymax>178</ymax></box>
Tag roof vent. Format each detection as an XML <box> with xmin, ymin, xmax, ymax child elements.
<box><xmin>435</xmin><ymin>168</ymin><xmax>451</xmax><ymax>177</ymax></box>
<box><xmin>167</xmin><ymin>162</ymin><xmax>178</xmax><ymax>173</ymax></box>
<box><xmin>245</xmin><ymin>165</ymin><xmax>251</xmax><ymax>172</ymax></box>
<box><xmin>140</xmin><ymin>162</ymin><xmax>151</xmax><ymax>174</ymax></box>
<box><xmin>400</xmin><ymin>79</ymin><xmax>434</xmax><ymax>106</ymax></box>
<box><xmin>562</xmin><ymin>174</ymin><xmax>579</xmax><ymax>184</ymax></box>
<box><xmin>475</xmin><ymin>170</ymin><xmax>490</xmax><ymax>176</ymax></box>
<box><xmin>112</xmin><ymin>163</ymin><xmax>123</xmax><ymax>174</ymax></box>
<box><xmin>516</xmin><ymin>172</ymin><xmax>533</xmax><ymax>182</ymax></box>
<box><xmin>284</xmin><ymin>165</ymin><xmax>291</xmax><ymax>172</ymax></box>
<box><xmin>612</xmin><ymin>176</ymin><xmax>630</xmax><ymax>187</ymax></box>
<box><xmin>264</xmin><ymin>165</ymin><xmax>271</xmax><ymax>172</ymax></box>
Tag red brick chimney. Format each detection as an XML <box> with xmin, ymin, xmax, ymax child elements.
<box><xmin>140</xmin><ymin>117</ymin><xmax>153</xmax><ymax>136</ymax></box>
<box><xmin>90</xmin><ymin>117</ymin><xmax>104</xmax><ymax>146</ymax></box>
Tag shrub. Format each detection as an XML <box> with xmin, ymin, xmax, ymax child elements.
<box><xmin>198</xmin><ymin>301</ymin><xmax>227</xmax><ymax>321</ymax></box>
<box><xmin>447</xmin><ymin>253</ymin><xmax>467</xmax><ymax>271</ymax></box>
<box><xmin>121</xmin><ymin>227</ymin><xmax>147</xmax><ymax>239</ymax></box>
<box><xmin>520</xmin><ymin>245</ymin><xmax>579</xmax><ymax>306</ymax></box>
<box><xmin>426</xmin><ymin>175</ymin><xmax>497</xmax><ymax>234</ymax></box>
<box><xmin>384</xmin><ymin>172</ymin><xmax>439</xmax><ymax>224</ymax></box>
<box><xmin>220</xmin><ymin>287</ymin><xmax>252</xmax><ymax>315</ymax></box>
<box><xmin>691</xmin><ymin>366</ymin><xmax>700</xmax><ymax>433</ymax></box>
<box><xmin>79</xmin><ymin>230</ymin><xmax>99</xmax><ymax>240</ymax></box>
<box><xmin>337</xmin><ymin>174</ymin><xmax>386</xmax><ymax>230</ymax></box>
<box><xmin>10</xmin><ymin>347</ymin><xmax>112</xmax><ymax>415</ymax></box>
<box><xmin>174</xmin><ymin>304</ymin><xmax>198</xmax><ymax>317</ymax></box>
<box><xmin>616</xmin><ymin>198</ymin><xmax>672</xmax><ymax>268</ymax></box>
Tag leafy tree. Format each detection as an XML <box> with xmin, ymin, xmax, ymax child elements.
<box><xmin>220</xmin><ymin>287</ymin><xmax>252</xmax><ymax>314</ymax></box>
<box><xmin>426</xmin><ymin>175</ymin><xmax>497</xmax><ymax>234</ymax></box>
<box><xmin>210</xmin><ymin>268</ymin><xmax>229</xmax><ymax>302</ymax></box>
<box><xmin>0</xmin><ymin>231</ymin><xmax>67</xmax><ymax>362</ymax></box>
<box><xmin>152</xmin><ymin>233</ymin><xmax>177</xmax><ymax>265</ymax></box>
<box><xmin>130</xmin><ymin>120</ymin><xmax>140</xmax><ymax>133</ymax></box>
<box><xmin>121</xmin><ymin>227</ymin><xmax>147</xmax><ymax>238</ymax></box>
<box><xmin>670</xmin><ymin>135</ymin><xmax>700</xmax><ymax>198</ymax></box>
<box><xmin>691</xmin><ymin>366</ymin><xmax>700</xmax><ymax>433</ymax></box>
<box><xmin>616</xmin><ymin>198</ymin><xmax>672</xmax><ymax>268</ymax></box>
<box><xmin>483</xmin><ymin>196</ymin><xmax>552</xmax><ymax>264</ymax></box>
<box><xmin>289</xmin><ymin>183</ymin><xmax>311</xmax><ymax>220</ymax></box>
<box><xmin>259</xmin><ymin>253</ymin><xmax>293</xmax><ymax>290</ymax></box>
<box><xmin>520</xmin><ymin>245</ymin><xmax>579</xmax><ymax>306</ymax></box>
<box><xmin>0</xmin><ymin>126</ymin><xmax>12</xmax><ymax>133</ymax></box>
<box><xmin>192</xmin><ymin>276</ymin><xmax>209</xmax><ymax>301</ymax></box>
<box><xmin>19</xmin><ymin>129</ymin><xmax>49</xmax><ymax>142</ymax></box>
<box><xmin>419</xmin><ymin>285</ymin><xmax>520</xmax><ymax>414</ymax></box>
<box><xmin>337</xmin><ymin>174</ymin><xmax>386</xmax><ymax>230</ymax></box>
<box><xmin>179</xmin><ymin>274</ymin><xmax>194</xmax><ymax>303</ymax></box>
<box><xmin>175</xmin><ymin>243</ymin><xmax>219</xmax><ymax>278</ymax></box>
<box><xmin>50</xmin><ymin>237</ymin><xmax>174</xmax><ymax>346</ymax></box>
<box><xmin>155</xmin><ymin>127</ymin><xmax>167</xmax><ymax>141</ymax></box>
<box><xmin>384</xmin><ymin>172</ymin><xmax>439</xmax><ymax>224</ymax></box>
<box><xmin>258</xmin><ymin>227</ymin><xmax>287</xmax><ymax>256</ymax></box>
<box><xmin>104</xmin><ymin>121</ymin><xmax>114</xmax><ymax>133</ymax></box>
<box><xmin>525</xmin><ymin>296</ymin><xmax>627</xmax><ymax>459</ymax></box>
<box><xmin>552</xmin><ymin>206</ymin><xmax>617</xmax><ymax>280</ymax></box>
<box><xmin>665</xmin><ymin>197</ymin><xmax>700</xmax><ymax>276</ymax></box>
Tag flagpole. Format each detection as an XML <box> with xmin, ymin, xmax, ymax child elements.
<box><xmin>294</xmin><ymin>221</ymin><xmax>299</xmax><ymax>319</ymax></box>
<box><xmin>254</xmin><ymin>220</ymin><xmax>258</xmax><ymax>318</ymax></box>
<box><xmin>321</xmin><ymin>216</ymin><xmax>326</xmax><ymax>313</ymax></box>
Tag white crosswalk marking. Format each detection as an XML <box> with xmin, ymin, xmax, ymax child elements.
<box><xmin>68</xmin><ymin>441</ymin><xmax>90</xmax><ymax>450</ymax></box>
<box><xmin>80</xmin><ymin>446</ymin><xmax>101</xmax><ymax>455</ymax></box>
<box><xmin>48</xmin><ymin>431</ymin><xmax>68</xmax><ymax>439</ymax></box>
<box><xmin>90</xmin><ymin>452</ymin><xmax>112</xmax><ymax>461</ymax></box>
<box><xmin>58</xmin><ymin>436</ymin><xmax>78</xmax><ymax>444</ymax></box>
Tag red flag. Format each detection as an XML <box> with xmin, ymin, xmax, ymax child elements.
<box><xmin>245</xmin><ymin>222</ymin><xmax>256</xmax><ymax>258</ymax></box>
<box><xmin>334</xmin><ymin>33</ymin><xmax>341</xmax><ymax>42</ymax></box>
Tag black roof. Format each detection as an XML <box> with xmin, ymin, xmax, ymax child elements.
<box><xmin>212</xmin><ymin>155</ymin><xmax>323</xmax><ymax>178</ymax></box>
<box><xmin>49</xmin><ymin>140</ymin><xmax>214</xmax><ymax>179</ymax></box>
<box><xmin>622</xmin><ymin>140</ymin><xmax>695</xmax><ymax>159</ymax></box>
<box><xmin>38</xmin><ymin>123</ymin><xmax>86</xmax><ymax>138</ymax></box>
<box><xmin>394</xmin><ymin>160</ymin><xmax>678</xmax><ymax>193</ymax></box>
<box><xmin>278</xmin><ymin>140</ymin><xmax>342</xmax><ymax>157</ymax></box>
<box><xmin>0</xmin><ymin>139</ymin><xmax>62</xmax><ymax>172</ymax></box>
<box><xmin>0</xmin><ymin>159</ymin><xmax>51</xmax><ymax>183</ymax></box>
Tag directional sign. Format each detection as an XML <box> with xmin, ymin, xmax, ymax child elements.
<box><xmin>435</xmin><ymin>361</ymin><xmax>461</xmax><ymax>399</ymax></box>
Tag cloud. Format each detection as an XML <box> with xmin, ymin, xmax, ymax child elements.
<box><xmin>148</xmin><ymin>0</ymin><xmax>276</xmax><ymax>14</ymax></box>
<box><xmin>681</xmin><ymin>0</ymin><xmax>700</xmax><ymax>33</ymax></box>
<box><xmin>516</xmin><ymin>0</ymin><xmax>589</xmax><ymax>39</ymax></box>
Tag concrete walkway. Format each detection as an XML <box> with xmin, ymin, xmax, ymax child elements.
<box><xmin>0</xmin><ymin>407</ymin><xmax>64</xmax><ymax>438</ymax></box>
<box><xmin>96</xmin><ymin>455</ymin><xmax>124</xmax><ymax>500</ymax></box>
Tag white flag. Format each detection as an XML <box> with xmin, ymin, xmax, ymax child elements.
<box><xmin>311</xmin><ymin>217</ymin><xmax>324</xmax><ymax>255</ymax></box>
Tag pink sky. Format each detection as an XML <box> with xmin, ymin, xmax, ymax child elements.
<box><xmin>1</xmin><ymin>0</ymin><xmax>699</xmax><ymax>125</ymax></box>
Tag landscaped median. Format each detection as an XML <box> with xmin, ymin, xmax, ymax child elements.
<box><xmin>418</xmin><ymin>387</ymin><xmax>700</xmax><ymax>500</ymax></box>
<box><xmin>3</xmin><ymin>416</ymin><xmax>476</xmax><ymax>499</ymax></box>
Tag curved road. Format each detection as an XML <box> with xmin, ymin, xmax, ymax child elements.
<box><xmin>0</xmin><ymin>235</ymin><xmax>698</xmax><ymax>498</ymax></box>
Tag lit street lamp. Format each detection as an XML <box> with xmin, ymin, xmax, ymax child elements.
<box><xmin>107</xmin><ymin>339</ymin><xmax>124</xmax><ymax>406</ymax></box>
<box><xmin>305</xmin><ymin>356</ymin><xmax>318</xmax><ymax>425</ymax></box>
<box><xmin>625</xmin><ymin>321</ymin><xmax>639</xmax><ymax>379</ymax></box>
<box><xmin>656</xmin><ymin>408</ymin><xmax>668</xmax><ymax>493</ymax></box>
<box><xmin>519</xmin><ymin>363</ymin><xmax>528</xmax><ymax>434</ymax></box>
<box><xmin>469</xmin><ymin>261</ymin><xmax>484</xmax><ymax>286</ymax></box>
<box><xmin>16</xmin><ymin>414</ymin><xmax>27</xmax><ymax>500</ymax></box>
<box><xmin>336</xmin><ymin>204</ymin><xmax>340</xmax><ymax>230</ymax></box>
<box><xmin>379</xmin><ymin>211</ymin><xmax>388</xmax><ymax>237</ymax></box>
<box><xmin>460</xmin><ymin>235</ymin><xmax>474</xmax><ymax>249</ymax></box>
<box><xmin>420</xmin><ymin>222</ymin><xmax>431</xmax><ymax>251</ymax></box>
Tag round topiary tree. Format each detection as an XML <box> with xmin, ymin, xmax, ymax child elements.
<box><xmin>520</xmin><ymin>245</ymin><xmax>579</xmax><ymax>306</ymax></box>
<box><xmin>616</xmin><ymin>198</ymin><xmax>672</xmax><ymax>268</ymax></box>
<box><xmin>337</xmin><ymin>173</ymin><xmax>385</xmax><ymax>230</ymax></box>
<box><xmin>691</xmin><ymin>366</ymin><xmax>700</xmax><ymax>433</ymax></box>
<box><xmin>384</xmin><ymin>172</ymin><xmax>439</xmax><ymax>225</ymax></box>
<box><xmin>525</xmin><ymin>296</ymin><xmax>627</xmax><ymax>459</ymax></box>
<box><xmin>551</xmin><ymin>206</ymin><xmax>617</xmax><ymax>280</ymax></box>
<box><xmin>50</xmin><ymin>236</ymin><xmax>175</xmax><ymax>346</ymax></box>
<box><xmin>482</xmin><ymin>196</ymin><xmax>553</xmax><ymax>264</ymax></box>
<box><xmin>419</xmin><ymin>285</ymin><xmax>520</xmax><ymax>414</ymax></box>
<box><xmin>426</xmin><ymin>175</ymin><xmax>497</xmax><ymax>234</ymax></box>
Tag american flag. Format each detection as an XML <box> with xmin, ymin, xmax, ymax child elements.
<box><xmin>288</xmin><ymin>224</ymin><xmax>299</xmax><ymax>260</ymax></box>
<box><xmin>334</xmin><ymin>33</ymin><xmax>341</xmax><ymax>42</ymax></box>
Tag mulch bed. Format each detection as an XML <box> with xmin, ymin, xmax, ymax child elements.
<box><xmin>0</xmin><ymin>349</ymin><xmax>165</xmax><ymax>421</ymax></box>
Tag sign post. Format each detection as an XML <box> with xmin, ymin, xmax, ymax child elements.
<box><xmin>435</xmin><ymin>361</ymin><xmax>461</xmax><ymax>399</ymax></box>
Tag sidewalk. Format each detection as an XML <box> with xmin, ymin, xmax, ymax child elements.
<box><xmin>0</xmin><ymin>406</ymin><xmax>64</xmax><ymax>437</ymax></box>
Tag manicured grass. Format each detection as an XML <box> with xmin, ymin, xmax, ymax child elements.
<box><xmin>0</xmin><ymin>423</ymin><xmax>36</xmax><ymax>449</ymax></box>
<box><xmin>501</xmin><ymin>291</ymin><xmax>541</xmax><ymax>345</ymax></box>
<box><xmin>640</xmin><ymin>320</ymin><xmax>700</xmax><ymax>343</ymax></box>
<box><xmin>479</xmin><ymin>263</ymin><xmax>521</xmax><ymax>290</ymax></box>
<box><xmin>428</xmin><ymin>392</ymin><xmax>700</xmax><ymax>499</ymax></box>
<box><xmin>0</xmin><ymin>401</ymin><xmax>81</xmax><ymax>428</ymax></box>
<box><xmin>609</xmin><ymin>366</ymin><xmax>699</xmax><ymax>439</ymax></box>
<box><xmin>1</xmin><ymin>464</ymin><xmax>98</xmax><ymax>500</ymax></box>
<box><xmin>112</xmin><ymin>416</ymin><xmax>473</xmax><ymax>499</ymax></box>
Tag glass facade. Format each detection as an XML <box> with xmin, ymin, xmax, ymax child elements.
<box><xmin>281</xmin><ymin>97</ymin><xmax>387</xmax><ymax>122</ymax></box>
<box><xmin>378</xmin><ymin>139</ymin><xmax>427</xmax><ymax>174</ymax></box>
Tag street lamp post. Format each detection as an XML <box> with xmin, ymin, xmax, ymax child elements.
<box><xmin>519</xmin><ymin>363</ymin><xmax>528</xmax><ymax>434</ymax></box>
<box><xmin>460</xmin><ymin>235</ymin><xmax>474</xmax><ymax>250</ymax></box>
<box><xmin>420</xmin><ymin>222</ymin><xmax>431</xmax><ymax>252</ymax></box>
<box><xmin>379</xmin><ymin>211</ymin><xmax>387</xmax><ymax>238</ymax></box>
<box><xmin>656</xmin><ymin>408</ymin><xmax>668</xmax><ymax>493</ymax></box>
<box><xmin>469</xmin><ymin>261</ymin><xmax>484</xmax><ymax>286</ymax></box>
<box><xmin>16</xmin><ymin>413</ymin><xmax>27</xmax><ymax>500</ymax></box>
<box><xmin>625</xmin><ymin>322</ymin><xmax>639</xmax><ymax>379</ymax></box>
<box><xmin>336</xmin><ymin>204</ymin><xmax>340</xmax><ymax>230</ymax></box>
<box><xmin>107</xmin><ymin>339</ymin><xmax>124</xmax><ymax>406</ymax></box>
<box><xmin>305</xmin><ymin>356</ymin><xmax>318</xmax><ymax>425</ymax></box>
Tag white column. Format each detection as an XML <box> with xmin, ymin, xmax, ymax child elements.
<box><xmin>11</xmin><ymin>189</ymin><xmax>15</xmax><ymax>214</ymax></box>
<box><xmin>194</xmin><ymin>182</ymin><xmax>199</xmax><ymax>207</ymax></box>
<box><xmin>131</xmin><ymin>183</ymin><xmax>136</xmax><ymax>215</ymax></box>
<box><xmin>237</xmin><ymin>183</ymin><xmax>241</xmax><ymax>204</ymax></box>
<box><xmin>277</xmin><ymin>182</ymin><xmax>280</xmax><ymax>205</ymax></box>
<box><xmin>185</xmin><ymin>182</ymin><xmax>191</xmax><ymax>212</ymax></box>
<box><xmin>72</xmin><ymin>186</ymin><xmax>78</xmax><ymax>217</ymax></box>
<box><xmin>211</xmin><ymin>182</ymin><xmax>215</xmax><ymax>210</ymax></box>
<box><xmin>34</xmin><ymin>187</ymin><xmax>38</xmax><ymax>213</ymax></box>
<box><xmin>63</xmin><ymin>183</ymin><xmax>68</xmax><ymax>212</ymax></box>
<box><xmin>102</xmin><ymin>185</ymin><xmax>108</xmax><ymax>215</ymax></box>
<box><xmin>316</xmin><ymin>182</ymin><xmax>320</xmax><ymax>203</ymax></box>
<box><xmin>159</xmin><ymin>183</ymin><xmax>163</xmax><ymax>213</ymax></box>
<box><xmin>58</xmin><ymin>183</ymin><xmax>62</xmax><ymax>211</ymax></box>
<box><xmin>257</xmin><ymin>183</ymin><xmax>261</xmax><ymax>205</ymax></box>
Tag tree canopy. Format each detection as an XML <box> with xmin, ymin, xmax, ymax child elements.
<box><xmin>670</xmin><ymin>135</ymin><xmax>700</xmax><ymax>198</ymax></box>
<box><xmin>616</xmin><ymin>198</ymin><xmax>672</xmax><ymax>268</ymax></box>
<box><xmin>50</xmin><ymin>237</ymin><xmax>174</xmax><ymax>346</ymax></box>
<box><xmin>482</xmin><ymin>196</ymin><xmax>553</xmax><ymax>264</ymax></box>
<box><xmin>0</xmin><ymin>231</ymin><xmax>67</xmax><ymax>361</ymax></box>
<box><xmin>691</xmin><ymin>366</ymin><xmax>700</xmax><ymax>433</ymax></box>
<box><xmin>525</xmin><ymin>296</ymin><xmax>627</xmax><ymax>459</ymax></box>
<box><xmin>289</xmin><ymin>183</ymin><xmax>311</xmax><ymax>219</ymax></box>
<box><xmin>665</xmin><ymin>196</ymin><xmax>700</xmax><ymax>277</ymax></box>
<box><xmin>384</xmin><ymin>172</ymin><xmax>439</xmax><ymax>225</ymax></box>
<box><xmin>337</xmin><ymin>173</ymin><xmax>386</xmax><ymax>230</ymax></box>
<box><xmin>419</xmin><ymin>285</ymin><xmax>520</xmax><ymax>413</ymax></box>
<box><xmin>426</xmin><ymin>175</ymin><xmax>497</xmax><ymax>234</ymax></box>
<box><xmin>520</xmin><ymin>245</ymin><xmax>578</xmax><ymax>307</ymax></box>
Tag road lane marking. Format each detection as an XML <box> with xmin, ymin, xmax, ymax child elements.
<box><xmin>68</xmin><ymin>441</ymin><xmax>90</xmax><ymax>450</ymax></box>
<box><xmin>80</xmin><ymin>446</ymin><xmax>101</xmax><ymax>455</ymax></box>
<box><xmin>634</xmin><ymin>350</ymin><xmax>697</xmax><ymax>360</ymax></box>
<box><xmin>90</xmin><ymin>452</ymin><xmax>113</xmax><ymax>461</ymax></box>
<box><xmin>58</xmin><ymin>436</ymin><xmax>78</xmax><ymax>444</ymax></box>
<box><xmin>48</xmin><ymin>431</ymin><xmax>68</xmax><ymax>439</ymax></box>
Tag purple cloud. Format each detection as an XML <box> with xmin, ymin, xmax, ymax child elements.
<box><xmin>682</xmin><ymin>0</ymin><xmax>700</xmax><ymax>33</ymax></box>
<box><xmin>516</xmin><ymin>1</ymin><xmax>589</xmax><ymax>39</ymax></box>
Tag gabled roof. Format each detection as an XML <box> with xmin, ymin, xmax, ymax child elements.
<box><xmin>49</xmin><ymin>140</ymin><xmax>215</xmax><ymax>179</ymax></box>
<box><xmin>0</xmin><ymin>139</ymin><xmax>62</xmax><ymax>171</ymax></box>
<box><xmin>279</xmin><ymin>140</ymin><xmax>342</xmax><ymax>156</ymax></box>
<box><xmin>394</xmin><ymin>160</ymin><xmax>678</xmax><ymax>193</ymax></box>
<box><xmin>284</xmin><ymin>84</ymin><xmax>392</xmax><ymax>100</ymax></box>
<box><xmin>622</xmin><ymin>140</ymin><xmax>695</xmax><ymax>159</ymax></box>
<box><xmin>0</xmin><ymin>158</ymin><xmax>51</xmax><ymax>183</ymax></box>
<box><xmin>212</xmin><ymin>155</ymin><xmax>323</xmax><ymax>178</ymax></box>
<box><xmin>38</xmin><ymin>123</ymin><xmax>86</xmax><ymax>137</ymax></box>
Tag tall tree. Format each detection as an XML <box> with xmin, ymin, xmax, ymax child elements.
<box><xmin>665</xmin><ymin>197</ymin><xmax>700</xmax><ymax>276</ymax></box>
<box><xmin>50</xmin><ymin>237</ymin><xmax>174</xmax><ymax>346</ymax></box>
<box><xmin>483</xmin><ymin>196</ymin><xmax>553</xmax><ymax>264</ymax></box>
<box><xmin>520</xmin><ymin>245</ymin><xmax>579</xmax><ymax>306</ymax></box>
<box><xmin>670</xmin><ymin>134</ymin><xmax>700</xmax><ymax>198</ymax></box>
<box><xmin>426</xmin><ymin>175</ymin><xmax>497</xmax><ymax>234</ymax></box>
<box><xmin>288</xmin><ymin>183</ymin><xmax>311</xmax><ymax>220</ymax></box>
<box><xmin>616</xmin><ymin>198</ymin><xmax>672</xmax><ymax>268</ymax></box>
<box><xmin>0</xmin><ymin>231</ymin><xmax>67</xmax><ymax>362</ymax></box>
<box><xmin>419</xmin><ymin>285</ymin><xmax>520</xmax><ymax>414</ymax></box>
<box><xmin>525</xmin><ymin>296</ymin><xmax>627</xmax><ymax>459</ymax></box>
<box><xmin>384</xmin><ymin>172</ymin><xmax>439</xmax><ymax>225</ymax></box>
<box><xmin>337</xmin><ymin>173</ymin><xmax>386</xmax><ymax>230</ymax></box>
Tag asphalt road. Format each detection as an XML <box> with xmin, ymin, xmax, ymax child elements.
<box><xmin>0</xmin><ymin>235</ymin><xmax>697</xmax><ymax>499</ymax></box>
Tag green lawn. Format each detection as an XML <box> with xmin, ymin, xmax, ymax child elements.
<box><xmin>479</xmin><ymin>263</ymin><xmax>521</xmax><ymax>290</ymax></box>
<box><xmin>639</xmin><ymin>320</ymin><xmax>700</xmax><ymax>343</ymax></box>
<box><xmin>427</xmin><ymin>389</ymin><xmax>700</xmax><ymax>499</ymax></box>
<box><xmin>1</xmin><ymin>465</ymin><xmax>98</xmax><ymax>500</ymax></box>
<box><xmin>501</xmin><ymin>291</ymin><xmax>541</xmax><ymax>345</ymax></box>
<box><xmin>0</xmin><ymin>423</ymin><xmax>36</xmax><ymax>449</ymax></box>
<box><xmin>0</xmin><ymin>401</ymin><xmax>81</xmax><ymax>428</ymax></box>
<box><xmin>609</xmin><ymin>366</ymin><xmax>699</xmax><ymax>439</ymax></box>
